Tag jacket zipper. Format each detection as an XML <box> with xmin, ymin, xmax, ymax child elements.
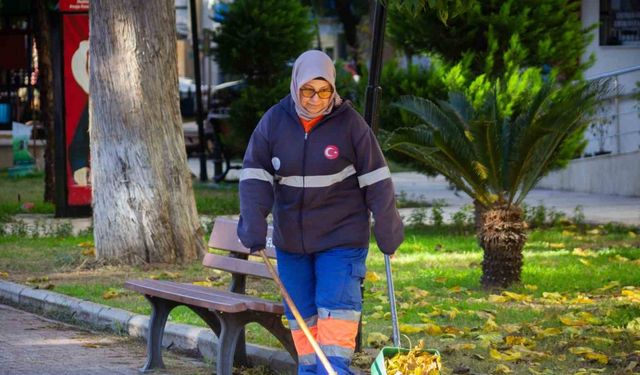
<box><xmin>299</xmin><ymin>131</ymin><xmax>309</xmax><ymax>253</ymax></box>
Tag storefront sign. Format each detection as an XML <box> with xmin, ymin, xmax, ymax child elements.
<box><xmin>62</xmin><ymin>13</ymin><xmax>91</xmax><ymax>206</ymax></box>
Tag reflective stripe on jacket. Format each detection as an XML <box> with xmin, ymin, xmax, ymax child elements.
<box><xmin>237</xmin><ymin>95</ymin><xmax>404</xmax><ymax>254</ymax></box>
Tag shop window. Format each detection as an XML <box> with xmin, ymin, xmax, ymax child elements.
<box><xmin>600</xmin><ymin>0</ymin><xmax>640</xmax><ymax>46</ymax></box>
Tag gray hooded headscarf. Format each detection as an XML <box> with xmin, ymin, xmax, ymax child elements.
<box><xmin>290</xmin><ymin>50</ymin><xmax>343</xmax><ymax>120</ymax></box>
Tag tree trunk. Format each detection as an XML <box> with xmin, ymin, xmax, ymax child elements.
<box><xmin>33</xmin><ymin>0</ymin><xmax>56</xmax><ymax>203</ymax></box>
<box><xmin>90</xmin><ymin>0</ymin><xmax>205</xmax><ymax>264</ymax></box>
<box><xmin>478</xmin><ymin>204</ymin><xmax>528</xmax><ymax>289</ymax></box>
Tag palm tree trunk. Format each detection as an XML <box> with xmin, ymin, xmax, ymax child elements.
<box><xmin>479</xmin><ymin>204</ymin><xmax>528</xmax><ymax>289</ymax></box>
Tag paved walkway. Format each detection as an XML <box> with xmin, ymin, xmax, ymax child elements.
<box><xmin>188</xmin><ymin>158</ymin><xmax>640</xmax><ymax>226</ymax></box>
<box><xmin>0</xmin><ymin>304</ymin><xmax>208</xmax><ymax>375</ymax></box>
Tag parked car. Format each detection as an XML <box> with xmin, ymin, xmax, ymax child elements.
<box><xmin>183</xmin><ymin>79</ymin><xmax>244</xmax><ymax>156</ymax></box>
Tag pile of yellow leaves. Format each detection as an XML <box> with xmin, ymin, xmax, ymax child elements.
<box><xmin>385</xmin><ymin>341</ymin><xmax>441</xmax><ymax>375</ymax></box>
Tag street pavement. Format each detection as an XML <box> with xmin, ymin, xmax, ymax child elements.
<box><xmin>188</xmin><ymin>158</ymin><xmax>640</xmax><ymax>226</ymax></box>
<box><xmin>0</xmin><ymin>304</ymin><xmax>208</xmax><ymax>375</ymax></box>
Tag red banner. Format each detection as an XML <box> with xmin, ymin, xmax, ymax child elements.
<box><xmin>60</xmin><ymin>0</ymin><xmax>89</xmax><ymax>12</ymax></box>
<box><xmin>63</xmin><ymin>14</ymin><xmax>91</xmax><ymax>206</ymax></box>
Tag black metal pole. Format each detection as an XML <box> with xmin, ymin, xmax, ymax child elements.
<box><xmin>363</xmin><ymin>1</ymin><xmax>387</xmax><ymax>134</ymax></box>
<box><xmin>190</xmin><ymin>0</ymin><xmax>207</xmax><ymax>181</ymax></box>
<box><xmin>357</xmin><ymin>0</ymin><xmax>387</xmax><ymax>353</ymax></box>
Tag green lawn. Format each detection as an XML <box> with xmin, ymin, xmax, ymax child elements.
<box><xmin>1</xmin><ymin>225</ymin><xmax>639</xmax><ymax>374</ymax></box>
<box><xmin>0</xmin><ymin>171</ymin><xmax>55</xmax><ymax>219</ymax></box>
<box><xmin>1</xmin><ymin>171</ymin><xmax>640</xmax><ymax>374</ymax></box>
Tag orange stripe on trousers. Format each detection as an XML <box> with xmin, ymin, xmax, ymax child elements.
<box><xmin>291</xmin><ymin>325</ymin><xmax>318</xmax><ymax>356</ymax></box>
<box><xmin>317</xmin><ymin>318</ymin><xmax>359</xmax><ymax>349</ymax></box>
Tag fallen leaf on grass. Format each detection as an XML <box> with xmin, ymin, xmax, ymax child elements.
<box><xmin>627</xmin><ymin>317</ymin><xmax>640</xmax><ymax>334</ymax></box>
<box><xmin>501</xmin><ymin>324</ymin><xmax>522</xmax><ymax>334</ymax></box>
<box><xmin>504</xmin><ymin>336</ymin><xmax>535</xmax><ymax>348</ymax></box>
<box><xmin>525</xmin><ymin>284</ymin><xmax>538</xmax><ymax>291</ymax></box>
<box><xmin>568</xmin><ymin>347</ymin><xmax>609</xmax><ymax>364</ymax></box>
<box><xmin>102</xmin><ymin>288</ymin><xmax>124</xmax><ymax>299</ymax></box>
<box><xmin>559</xmin><ymin>312</ymin><xmax>601</xmax><ymax>326</ymax></box>
<box><xmin>78</xmin><ymin>241</ymin><xmax>94</xmax><ymax>247</ymax></box>
<box><xmin>583</xmin><ymin>352</ymin><xmax>609</xmax><ymax>364</ymax></box>
<box><xmin>483</xmin><ymin>319</ymin><xmax>500</xmax><ymax>332</ymax></box>
<box><xmin>27</xmin><ymin>276</ymin><xmax>49</xmax><ymax>283</ymax></box>
<box><xmin>572</xmin><ymin>248</ymin><xmax>598</xmax><ymax>257</ymax></box>
<box><xmin>578</xmin><ymin>259</ymin><xmax>591</xmax><ymax>266</ymax></box>
<box><xmin>492</xmin><ymin>364</ymin><xmax>512</xmax><ymax>374</ymax></box>
<box><xmin>489</xmin><ymin>294</ymin><xmax>508</xmax><ymax>303</ymax></box>
<box><xmin>399</xmin><ymin>323</ymin><xmax>424</xmax><ymax>334</ymax></box>
<box><xmin>404</xmin><ymin>286</ymin><xmax>430</xmax><ymax>298</ymax></box>
<box><xmin>192</xmin><ymin>281</ymin><xmax>214</xmax><ymax>287</ymax></box>
<box><xmin>476</xmin><ymin>333</ymin><xmax>503</xmax><ymax>347</ymax></box>
<box><xmin>629</xmin><ymin>231</ymin><xmax>637</xmax><ymax>238</ymax></box>
<box><xmin>489</xmin><ymin>348</ymin><xmax>521</xmax><ymax>361</ymax></box>
<box><xmin>424</xmin><ymin>323</ymin><xmax>443</xmax><ymax>336</ymax></box>
<box><xmin>365</xmin><ymin>271</ymin><xmax>380</xmax><ymax>282</ymax></box>
<box><xmin>448</xmin><ymin>285</ymin><xmax>467</xmax><ymax>293</ymax></box>
<box><xmin>621</xmin><ymin>288</ymin><xmax>640</xmax><ymax>303</ymax></box>
<box><xmin>434</xmin><ymin>277</ymin><xmax>447</xmax><ymax>283</ymax></box>
<box><xmin>476</xmin><ymin>310</ymin><xmax>496</xmax><ymax>320</ymax></box>
<box><xmin>569</xmin><ymin>295</ymin><xmax>595</xmax><ymax>304</ymax></box>
<box><xmin>366</xmin><ymin>332</ymin><xmax>389</xmax><ymax>348</ymax></box>
<box><xmin>614</xmin><ymin>255</ymin><xmax>630</xmax><ymax>262</ymax></box>
<box><xmin>530</xmin><ymin>326</ymin><xmax>563</xmax><ymax>339</ymax></box>
<box><xmin>81</xmin><ymin>247</ymin><xmax>95</xmax><ymax>256</ymax></box>
<box><xmin>0</xmin><ymin>271</ymin><xmax>8</xmax><ymax>279</ymax></box>
<box><xmin>149</xmin><ymin>271</ymin><xmax>180</xmax><ymax>280</ymax></box>
<box><xmin>502</xmin><ymin>291</ymin><xmax>532</xmax><ymax>302</ymax></box>
<box><xmin>510</xmin><ymin>345</ymin><xmax>549</xmax><ymax>360</ymax></box>
<box><xmin>540</xmin><ymin>292</ymin><xmax>565</xmax><ymax>303</ymax></box>
<box><xmin>448</xmin><ymin>343</ymin><xmax>476</xmax><ymax>351</ymax></box>
<box><xmin>594</xmin><ymin>281</ymin><xmax>621</xmax><ymax>293</ymax></box>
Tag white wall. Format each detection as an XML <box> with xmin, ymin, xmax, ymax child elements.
<box><xmin>537</xmin><ymin>151</ymin><xmax>640</xmax><ymax>196</ymax></box>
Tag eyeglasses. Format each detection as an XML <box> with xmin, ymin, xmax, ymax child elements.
<box><xmin>300</xmin><ymin>87</ymin><xmax>333</xmax><ymax>99</ymax></box>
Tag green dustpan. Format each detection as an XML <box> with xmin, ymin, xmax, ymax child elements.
<box><xmin>370</xmin><ymin>347</ymin><xmax>441</xmax><ymax>375</ymax></box>
<box><xmin>370</xmin><ymin>255</ymin><xmax>441</xmax><ymax>375</ymax></box>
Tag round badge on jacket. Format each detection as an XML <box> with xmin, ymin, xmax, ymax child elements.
<box><xmin>324</xmin><ymin>145</ymin><xmax>339</xmax><ymax>160</ymax></box>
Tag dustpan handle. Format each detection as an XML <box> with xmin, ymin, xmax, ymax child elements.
<box><xmin>384</xmin><ymin>254</ymin><xmax>400</xmax><ymax>347</ymax></box>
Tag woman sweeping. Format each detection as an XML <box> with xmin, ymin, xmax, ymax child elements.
<box><xmin>238</xmin><ymin>50</ymin><xmax>404</xmax><ymax>375</ymax></box>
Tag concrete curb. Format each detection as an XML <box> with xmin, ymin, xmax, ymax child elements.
<box><xmin>0</xmin><ymin>280</ymin><xmax>295</xmax><ymax>374</ymax></box>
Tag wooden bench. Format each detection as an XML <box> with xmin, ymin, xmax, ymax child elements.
<box><xmin>124</xmin><ymin>217</ymin><xmax>297</xmax><ymax>375</ymax></box>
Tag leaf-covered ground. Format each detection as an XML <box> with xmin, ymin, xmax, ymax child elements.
<box><xmin>1</xmin><ymin>225</ymin><xmax>639</xmax><ymax>374</ymax></box>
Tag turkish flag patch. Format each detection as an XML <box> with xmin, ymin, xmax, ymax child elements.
<box><xmin>324</xmin><ymin>145</ymin><xmax>339</xmax><ymax>159</ymax></box>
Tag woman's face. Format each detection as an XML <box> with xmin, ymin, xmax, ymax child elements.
<box><xmin>299</xmin><ymin>79</ymin><xmax>333</xmax><ymax>116</ymax></box>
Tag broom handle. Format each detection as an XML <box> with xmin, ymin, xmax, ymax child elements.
<box><xmin>385</xmin><ymin>254</ymin><xmax>400</xmax><ymax>347</ymax></box>
<box><xmin>258</xmin><ymin>250</ymin><xmax>337</xmax><ymax>375</ymax></box>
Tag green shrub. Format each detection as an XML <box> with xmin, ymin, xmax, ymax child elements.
<box><xmin>212</xmin><ymin>0</ymin><xmax>313</xmax><ymax>156</ymax></box>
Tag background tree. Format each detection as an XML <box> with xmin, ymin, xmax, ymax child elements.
<box><xmin>90</xmin><ymin>0</ymin><xmax>204</xmax><ymax>264</ymax></box>
<box><xmin>32</xmin><ymin>0</ymin><xmax>55</xmax><ymax>203</ymax></box>
<box><xmin>387</xmin><ymin>0</ymin><xmax>595</xmax><ymax>80</ymax></box>
<box><xmin>385</xmin><ymin>68</ymin><xmax>607</xmax><ymax>288</ymax></box>
<box><xmin>212</xmin><ymin>0</ymin><xmax>313</xmax><ymax>156</ymax></box>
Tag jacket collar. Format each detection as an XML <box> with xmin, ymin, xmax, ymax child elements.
<box><xmin>280</xmin><ymin>94</ymin><xmax>350</xmax><ymax>125</ymax></box>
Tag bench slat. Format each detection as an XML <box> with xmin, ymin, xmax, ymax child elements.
<box><xmin>207</xmin><ymin>217</ymin><xmax>277</xmax><ymax>258</ymax></box>
<box><xmin>124</xmin><ymin>279</ymin><xmax>283</xmax><ymax>314</ymax></box>
<box><xmin>203</xmin><ymin>253</ymin><xmax>273</xmax><ymax>279</ymax></box>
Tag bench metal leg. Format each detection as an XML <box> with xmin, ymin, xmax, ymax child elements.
<box><xmin>213</xmin><ymin>311</ymin><xmax>247</xmax><ymax>375</ymax></box>
<box><xmin>190</xmin><ymin>306</ymin><xmax>249</xmax><ymax>366</ymax></box>
<box><xmin>140</xmin><ymin>296</ymin><xmax>178</xmax><ymax>373</ymax></box>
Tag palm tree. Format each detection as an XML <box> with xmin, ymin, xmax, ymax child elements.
<box><xmin>385</xmin><ymin>68</ymin><xmax>607</xmax><ymax>289</ymax></box>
